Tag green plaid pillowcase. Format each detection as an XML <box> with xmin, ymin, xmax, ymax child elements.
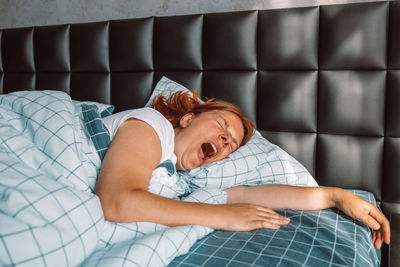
<box><xmin>81</xmin><ymin>104</ymin><xmax>114</xmax><ymax>160</ymax></box>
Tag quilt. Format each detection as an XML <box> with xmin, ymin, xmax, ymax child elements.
<box><xmin>0</xmin><ymin>91</ymin><xmax>222</xmax><ymax>266</ymax></box>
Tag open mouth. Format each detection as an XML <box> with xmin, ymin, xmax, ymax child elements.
<box><xmin>200</xmin><ymin>142</ymin><xmax>217</xmax><ymax>160</ymax></box>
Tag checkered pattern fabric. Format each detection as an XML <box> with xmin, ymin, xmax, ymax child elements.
<box><xmin>0</xmin><ymin>90</ymin><xmax>104</xmax><ymax>266</ymax></box>
<box><xmin>183</xmin><ymin>130</ymin><xmax>318</xmax><ymax>191</ymax></box>
<box><xmin>170</xmin><ymin>190</ymin><xmax>381</xmax><ymax>267</ymax></box>
<box><xmin>0</xmin><ymin>90</ymin><xmax>230</xmax><ymax>266</ymax></box>
<box><xmin>81</xmin><ymin>104</ymin><xmax>112</xmax><ymax>160</ymax></box>
<box><xmin>147</xmin><ymin>77</ymin><xmax>318</xmax><ymax>192</ymax></box>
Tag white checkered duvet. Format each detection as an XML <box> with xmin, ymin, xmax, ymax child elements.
<box><xmin>0</xmin><ymin>90</ymin><xmax>225</xmax><ymax>266</ymax></box>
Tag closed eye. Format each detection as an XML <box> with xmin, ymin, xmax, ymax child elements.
<box><xmin>217</xmin><ymin>120</ymin><xmax>234</xmax><ymax>152</ymax></box>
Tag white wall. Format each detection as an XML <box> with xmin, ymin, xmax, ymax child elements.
<box><xmin>0</xmin><ymin>0</ymin><xmax>389</xmax><ymax>29</ymax></box>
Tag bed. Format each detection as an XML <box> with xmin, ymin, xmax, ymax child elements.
<box><xmin>0</xmin><ymin>1</ymin><xmax>398</xmax><ymax>266</ymax></box>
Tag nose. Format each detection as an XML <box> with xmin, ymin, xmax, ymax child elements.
<box><xmin>219</xmin><ymin>133</ymin><xmax>232</xmax><ymax>146</ymax></box>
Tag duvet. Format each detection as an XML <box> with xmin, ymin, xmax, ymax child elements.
<box><xmin>0</xmin><ymin>90</ymin><xmax>380</xmax><ymax>267</ymax></box>
<box><xmin>0</xmin><ymin>90</ymin><xmax>222</xmax><ymax>266</ymax></box>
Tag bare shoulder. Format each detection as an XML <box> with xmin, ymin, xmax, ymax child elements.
<box><xmin>96</xmin><ymin>118</ymin><xmax>162</xmax><ymax>194</ymax></box>
<box><xmin>111</xmin><ymin>118</ymin><xmax>161</xmax><ymax>160</ymax></box>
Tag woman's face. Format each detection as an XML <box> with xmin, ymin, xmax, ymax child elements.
<box><xmin>174</xmin><ymin>110</ymin><xmax>244</xmax><ymax>171</ymax></box>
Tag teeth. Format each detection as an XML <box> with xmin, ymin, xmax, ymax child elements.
<box><xmin>210</xmin><ymin>143</ymin><xmax>217</xmax><ymax>154</ymax></box>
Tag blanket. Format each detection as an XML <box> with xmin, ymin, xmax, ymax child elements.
<box><xmin>170</xmin><ymin>190</ymin><xmax>381</xmax><ymax>267</ymax></box>
<box><xmin>0</xmin><ymin>91</ymin><xmax>223</xmax><ymax>266</ymax></box>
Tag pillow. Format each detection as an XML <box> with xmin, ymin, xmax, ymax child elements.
<box><xmin>184</xmin><ymin>130</ymin><xmax>318</xmax><ymax>191</ymax></box>
<box><xmin>80</xmin><ymin>104</ymin><xmax>112</xmax><ymax>160</ymax></box>
<box><xmin>145</xmin><ymin>76</ymin><xmax>195</xmax><ymax>107</ymax></box>
<box><xmin>147</xmin><ymin>77</ymin><xmax>318</xmax><ymax>192</ymax></box>
<box><xmin>72</xmin><ymin>100</ymin><xmax>115</xmax><ymax>118</ymax></box>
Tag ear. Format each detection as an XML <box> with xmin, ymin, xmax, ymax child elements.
<box><xmin>179</xmin><ymin>112</ymin><xmax>195</xmax><ymax>128</ymax></box>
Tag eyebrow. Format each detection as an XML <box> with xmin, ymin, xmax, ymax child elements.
<box><xmin>220</xmin><ymin>116</ymin><xmax>239</xmax><ymax>148</ymax></box>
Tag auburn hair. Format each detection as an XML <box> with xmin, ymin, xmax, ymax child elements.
<box><xmin>151</xmin><ymin>89</ymin><xmax>255</xmax><ymax>146</ymax></box>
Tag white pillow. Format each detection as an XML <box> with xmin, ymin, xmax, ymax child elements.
<box><xmin>147</xmin><ymin>77</ymin><xmax>318</xmax><ymax>192</ymax></box>
<box><xmin>145</xmin><ymin>76</ymin><xmax>194</xmax><ymax>107</ymax></box>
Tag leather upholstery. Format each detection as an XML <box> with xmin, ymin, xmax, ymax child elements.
<box><xmin>0</xmin><ymin>2</ymin><xmax>399</xmax><ymax>264</ymax></box>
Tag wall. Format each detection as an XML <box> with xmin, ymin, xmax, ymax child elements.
<box><xmin>0</xmin><ymin>0</ymin><xmax>388</xmax><ymax>29</ymax></box>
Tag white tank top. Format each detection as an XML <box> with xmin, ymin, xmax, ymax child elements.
<box><xmin>101</xmin><ymin>107</ymin><xmax>177</xmax><ymax>165</ymax></box>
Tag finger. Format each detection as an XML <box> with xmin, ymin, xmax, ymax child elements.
<box><xmin>254</xmin><ymin>207</ymin><xmax>290</xmax><ymax>222</ymax></box>
<box><xmin>363</xmin><ymin>215</ymin><xmax>380</xmax><ymax>230</ymax></box>
<box><xmin>372</xmin><ymin>231</ymin><xmax>376</xmax><ymax>244</ymax></box>
<box><xmin>254</xmin><ymin>206</ymin><xmax>288</xmax><ymax>218</ymax></box>
<box><xmin>256</xmin><ymin>211</ymin><xmax>290</xmax><ymax>225</ymax></box>
<box><xmin>374</xmin><ymin>229</ymin><xmax>383</xmax><ymax>249</ymax></box>
<box><xmin>255</xmin><ymin>206</ymin><xmax>279</xmax><ymax>214</ymax></box>
<box><xmin>369</xmin><ymin>208</ymin><xmax>391</xmax><ymax>245</ymax></box>
<box><xmin>256</xmin><ymin>220</ymin><xmax>280</xmax><ymax>230</ymax></box>
<box><xmin>257</xmin><ymin>214</ymin><xmax>290</xmax><ymax>225</ymax></box>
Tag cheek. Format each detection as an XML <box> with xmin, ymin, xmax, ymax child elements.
<box><xmin>219</xmin><ymin>151</ymin><xmax>231</xmax><ymax>161</ymax></box>
<box><xmin>181</xmin><ymin>146</ymin><xmax>201</xmax><ymax>169</ymax></box>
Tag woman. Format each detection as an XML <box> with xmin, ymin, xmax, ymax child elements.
<box><xmin>95</xmin><ymin>90</ymin><xmax>390</xmax><ymax>250</ymax></box>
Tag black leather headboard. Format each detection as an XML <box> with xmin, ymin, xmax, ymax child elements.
<box><xmin>0</xmin><ymin>3</ymin><xmax>399</xmax><ymax>263</ymax></box>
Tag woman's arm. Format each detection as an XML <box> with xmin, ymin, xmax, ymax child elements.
<box><xmin>226</xmin><ymin>185</ymin><xmax>391</xmax><ymax>249</ymax></box>
<box><xmin>95</xmin><ymin>119</ymin><xmax>289</xmax><ymax>231</ymax></box>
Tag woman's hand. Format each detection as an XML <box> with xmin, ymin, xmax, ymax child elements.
<box><xmin>333</xmin><ymin>189</ymin><xmax>391</xmax><ymax>249</ymax></box>
<box><xmin>213</xmin><ymin>204</ymin><xmax>290</xmax><ymax>231</ymax></box>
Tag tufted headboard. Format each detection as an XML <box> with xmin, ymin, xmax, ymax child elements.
<box><xmin>0</xmin><ymin>1</ymin><xmax>399</xmax><ymax>265</ymax></box>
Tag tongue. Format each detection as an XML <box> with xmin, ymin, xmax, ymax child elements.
<box><xmin>201</xmin><ymin>143</ymin><xmax>215</xmax><ymax>158</ymax></box>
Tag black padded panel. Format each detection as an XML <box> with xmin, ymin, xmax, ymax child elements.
<box><xmin>153</xmin><ymin>72</ymin><xmax>203</xmax><ymax>96</ymax></box>
<box><xmin>2</xmin><ymin>27</ymin><xmax>34</xmax><ymax>72</ymax></box>
<box><xmin>260</xmin><ymin>131</ymin><xmax>316</xmax><ymax>176</ymax></box>
<box><xmin>389</xmin><ymin>1</ymin><xmax>400</xmax><ymax>69</ymax></box>
<box><xmin>317</xmin><ymin>134</ymin><xmax>383</xmax><ymax>198</ymax></box>
<box><xmin>111</xmin><ymin>72</ymin><xmax>153</xmax><ymax>112</ymax></box>
<box><xmin>0</xmin><ymin>30</ymin><xmax>2</xmax><ymax>94</ymax></box>
<box><xmin>4</xmin><ymin>73</ymin><xmax>35</xmax><ymax>93</ymax></box>
<box><xmin>320</xmin><ymin>2</ymin><xmax>388</xmax><ymax>69</ymax></box>
<box><xmin>0</xmin><ymin>31</ymin><xmax>2</xmax><ymax>73</ymax></box>
<box><xmin>389</xmin><ymin>214</ymin><xmax>400</xmax><ymax>267</ymax></box>
<box><xmin>70</xmin><ymin>21</ymin><xmax>109</xmax><ymax>72</ymax></box>
<box><xmin>318</xmin><ymin>71</ymin><xmax>386</xmax><ymax>136</ymax></box>
<box><xmin>154</xmin><ymin>15</ymin><xmax>202</xmax><ymax>71</ymax></box>
<box><xmin>258</xmin><ymin>7</ymin><xmax>319</xmax><ymax>70</ymax></box>
<box><xmin>257</xmin><ymin>71</ymin><xmax>317</xmax><ymax>132</ymax></box>
<box><xmin>383</xmin><ymin>138</ymin><xmax>400</xmax><ymax>203</ymax></box>
<box><xmin>110</xmin><ymin>17</ymin><xmax>153</xmax><ymax>71</ymax></box>
<box><xmin>203</xmin><ymin>11</ymin><xmax>257</xmax><ymax>70</ymax></box>
<box><xmin>36</xmin><ymin>73</ymin><xmax>70</xmax><ymax>93</ymax></box>
<box><xmin>203</xmin><ymin>71</ymin><xmax>257</xmax><ymax>122</ymax></box>
<box><xmin>386</xmin><ymin>71</ymin><xmax>400</xmax><ymax>137</ymax></box>
<box><xmin>70</xmin><ymin>73</ymin><xmax>110</xmax><ymax>103</ymax></box>
<box><xmin>34</xmin><ymin>24</ymin><xmax>70</xmax><ymax>72</ymax></box>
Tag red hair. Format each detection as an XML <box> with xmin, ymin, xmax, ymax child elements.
<box><xmin>151</xmin><ymin>89</ymin><xmax>255</xmax><ymax>146</ymax></box>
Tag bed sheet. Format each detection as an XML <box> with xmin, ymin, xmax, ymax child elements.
<box><xmin>170</xmin><ymin>190</ymin><xmax>380</xmax><ymax>267</ymax></box>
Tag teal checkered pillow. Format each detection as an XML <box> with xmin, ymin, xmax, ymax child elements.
<box><xmin>80</xmin><ymin>104</ymin><xmax>114</xmax><ymax>160</ymax></box>
<box><xmin>73</xmin><ymin>100</ymin><xmax>114</xmax><ymax>117</ymax></box>
<box><xmin>147</xmin><ymin>77</ymin><xmax>318</xmax><ymax>192</ymax></box>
